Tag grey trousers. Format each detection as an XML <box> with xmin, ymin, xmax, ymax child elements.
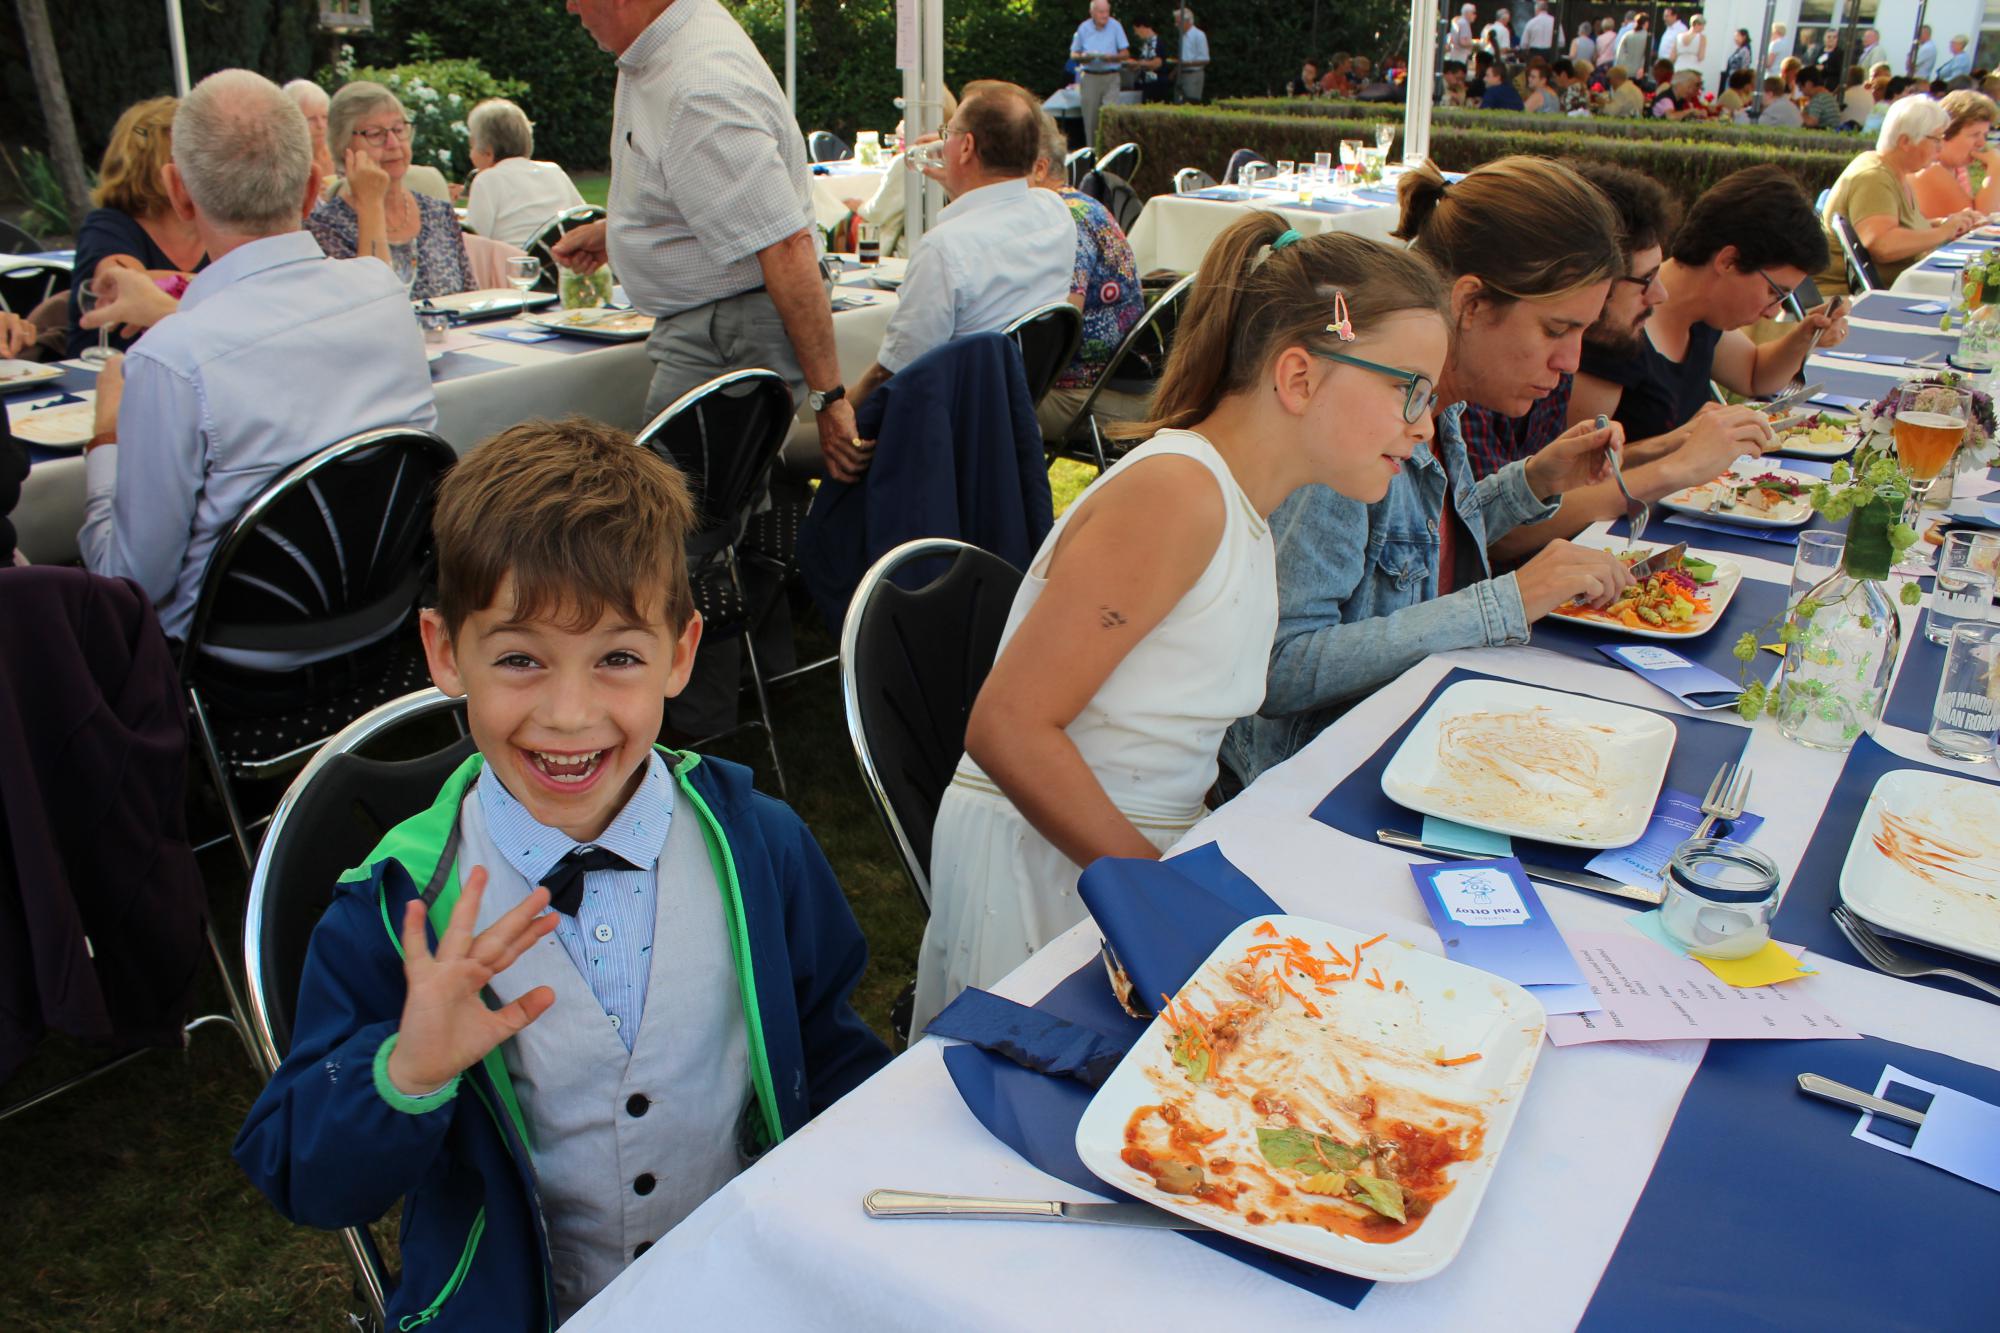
<box><xmin>1079</xmin><ymin>70</ymin><xmax>1121</xmax><ymax>148</ymax></box>
<box><xmin>642</xmin><ymin>288</ymin><xmax>805</xmax><ymax>739</ymax></box>
<box><xmin>1175</xmin><ymin>68</ymin><xmax>1206</xmax><ymax>103</ymax></box>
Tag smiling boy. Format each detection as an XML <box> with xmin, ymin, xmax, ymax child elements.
<box><xmin>235</xmin><ymin>418</ymin><xmax>888</xmax><ymax>1331</ymax></box>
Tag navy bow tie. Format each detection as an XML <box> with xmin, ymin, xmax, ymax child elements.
<box><xmin>541</xmin><ymin>845</ymin><xmax>639</xmax><ymax>915</ymax></box>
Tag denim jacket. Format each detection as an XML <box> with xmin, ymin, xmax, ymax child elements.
<box><xmin>1222</xmin><ymin>402</ymin><xmax>1560</xmax><ymax>785</ymax></box>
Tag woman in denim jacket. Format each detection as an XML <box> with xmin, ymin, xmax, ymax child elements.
<box><xmin>1224</xmin><ymin>158</ymin><xmax>1638</xmax><ymax>787</ymax></box>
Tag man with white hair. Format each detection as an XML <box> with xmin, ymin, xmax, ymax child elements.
<box><xmin>80</xmin><ymin>68</ymin><xmax>436</xmax><ymax>654</ymax></box>
<box><xmin>1938</xmin><ymin>35</ymin><xmax>1974</xmax><ymax>84</ymax></box>
<box><xmin>1447</xmin><ymin>4</ymin><xmax>1478</xmax><ymax>63</ymax></box>
<box><xmin>1173</xmin><ymin>7</ymin><xmax>1209</xmax><ymax>102</ymax></box>
<box><xmin>1521</xmin><ymin>0</ymin><xmax>1556</xmax><ymax>65</ymax></box>
<box><xmin>1070</xmin><ymin>0</ymin><xmax>1130</xmax><ymax>144</ymax></box>
<box><xmin>1857</xmin><ymin>27</ymin><xmax>1882</xmax><ymax>72</ymax></box>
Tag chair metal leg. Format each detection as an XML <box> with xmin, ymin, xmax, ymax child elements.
<box><xmin>338</xmin><ymin>1224</ymin><xmax>390</xmax><ymax>1331</ymax></box>
<box><xmin>1088</xmin><ymin>414</ymin><xmax>1110</xmax><ymax>475</ymax></box>
<box><xmin>729</xmin><ymin>554</ymin><xmax>789</xmax><ymax>801</ymax></box>
<box><xmin>188</xmin><ymin>686</ymin><xmax>260</xmax><ymax>875</ymax></box>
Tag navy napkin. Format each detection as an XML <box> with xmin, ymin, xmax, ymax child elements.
<box><xmin>1075</xmin><ymin>841</ymin><xmax>1281</xmax><ymax>1014</ymax></box>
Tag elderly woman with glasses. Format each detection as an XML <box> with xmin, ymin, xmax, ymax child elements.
<box><xmin>306</xmin><ymin>81</ymin><xmax>473</xmax><ymax>299</ymax></box>
<box><xmin>67</xmin><ymin>95</ymin><xmax>207</xmax><ymax>358</ymax></box>
<box><xmin>1820</xmin><ymin>95</ymin><xmax>1984</xmax><ymax>293</ymax></box>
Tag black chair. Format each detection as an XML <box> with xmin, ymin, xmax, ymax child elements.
<box><xmin>0</xmin><ymin>258</ymin><xmax>69</xmax><ymax>315</ymax></box>
<box><xmin>808</xmin><ymin>130</ymin><xmax>853</xmax><ymax>163</ymax></box>
<box><xmin>1063</xmin><ymin>147</ymin><xmax>1095</xmax><ymax>188</ymax></box>
<box><xmin>1096</xmin><ymin>141</ymin><xmax>1142</xmax><ymax>181</ymax></box>
<box><xmin>1223</xmin><ymin>148</ymin><xmax>1269</xmax><ymax>185</ymax></box>
<box><xmin>1173</xmin><ymin>166</ymin><xmax>1217</xmax><ymax>194</ymax></box>
<box><xmin>1000</xmin><ymin>302</ymin><xmax>1084</xmax><ymax>411</ymax></box>
<box><xmin>1831</xmin><ymin>214</ymin><xmax>1883</xmax><ymax>294</ymax></box>
<box><xmin>522</xmin><ymin>205</ymin><xmax>608</xmax><ymax>292</ymax></box>
<box><xmin>635</xmin><ymin>369</ymin><xmax>798</xmax><ymax>797</ymax></box>
<box><xmin>1078</xmin><ymin>168</ymin><xmax>1143</xmax><ymax>233</ymax></box>
<box><xmin>1048</xmin><ymin>271</ymin><xmax>1195</xmax><ymax>471</ymax></box>
<box><xmin>840</xmin><ymin>539</ymin><xmax>1023</xmax><ymax>910</ymax></box>
<box><xmin>181</xmin><ymin>429</ymin><xmax>457</xmax><ymax>874</ymax></box>
<box><xmin>0</xmin><ymin>217</ymin><xmax>45</xmax><ymax>255</ymax></box>
<box><xmin>245</xmin><ymin>687</ymin><xmax>475</xmax><ymax>1332</ymax></box>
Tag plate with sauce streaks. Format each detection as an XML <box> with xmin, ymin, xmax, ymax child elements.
<box><xmin>1840</xmin><ymin>768</ymin><xmax>2000</xmax><ymax>965</ymax></box>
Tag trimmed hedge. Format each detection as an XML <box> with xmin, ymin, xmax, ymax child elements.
<box><xmin>1214</xmin><ymin>95</ymin><xmax>1870</xmax><ymax>150</ymax></box>
<box><xmin>1099</xmin><ymin>104</ymin><xmax>1855</xmax><ymax>210</ymax></box>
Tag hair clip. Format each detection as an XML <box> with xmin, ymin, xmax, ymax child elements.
<box><xmin>1271</xmin><ymin>228</ymin><xmax>1303</xmax><ymax>251</ymax></box>
<box><xmin>1326</xmin><ymin>290</ymin><xmax>1356</xmax><ymax>342</ymax></box>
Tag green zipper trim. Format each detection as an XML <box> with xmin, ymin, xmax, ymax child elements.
<box><xmin>343</xmin><ymin>753</ymin><xmax>484</xmax><ymax>888</ymax></box>
<box><xmin>395</xmin><ymin>1206</ymin><xmax>485</xmax><ymax>1331</ymax></box>
<box><xmin>670</xmin><ymin>749</ymin><xmax>785</xmax><ymax>1150</ymax></box>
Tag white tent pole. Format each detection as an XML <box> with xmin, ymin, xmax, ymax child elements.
<box><xmin>785</xmin><ymin>0</ymin><xmax>797</xmax><ymax>115</ymax></box>
<box><xmin>920</xmin><ymin>0</ymin><xmax>944</xmax><ymax>237</ymax></box>
<box><xmin>1403</xmin><ymin>0</ymin><xmax>1439</xmax><ymax>165</ymax></box>
<box><xmin>166</xmin><ymin>0</ymin><xmax>191</xmax><ymax>96</ymax></box>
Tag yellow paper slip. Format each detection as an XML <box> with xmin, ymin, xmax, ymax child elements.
<box><xmin>1693</xmin><ymin>941</ymin><xmax>1816</xmax><ymax>987</ymax></box>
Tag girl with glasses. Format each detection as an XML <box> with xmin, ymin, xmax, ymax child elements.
<box><xmin>912</xmin><ymin>216</ymin><xmax>1452</xmax><ymax>1033</ymax></box>
<box><xmin>1222</xmin><ymin>156</ymin><xmax>1636</xmax><ymax>790</ymax></box>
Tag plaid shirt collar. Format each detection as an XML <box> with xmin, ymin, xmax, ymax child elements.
<box><xmin>1457</xmin><ymin>373</ymin><xmax>1575</xmax><ymax>482</ymax></box>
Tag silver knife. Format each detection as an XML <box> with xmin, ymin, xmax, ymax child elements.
<box><xmin>863</xmin><ymin>1189</ymin><xmax>1203</xmax><ymax>1230</ymax></box>
<box><xmin>1627</xmin><ymin>541</ymin><xmax>1689</xmax><ymax>581</ymax></box>
<box><xmin>1376</xmin><ymin>829</ymin><xmax>1666</xmax><ymax>905</ymax></box>
<box><xmin>1797</xmin><ymin>1073</ymin><xmax>1927</xmax><ymax>1126</ymax></box>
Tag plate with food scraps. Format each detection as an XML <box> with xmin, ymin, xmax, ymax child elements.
<box><xmin>1765</xmin><ymin>410</ymin><xmax>1855</xmax><ymax>460</ymax></box>
<box><xmin>6</xmin><ymin>395</ymin><xmax>94</xmax><ymax>448</ymax></box>
<box><xmin>1074</xmin><ymin>914</ymin><xmax>1545</xmax><ymax>1282</ymax></box>
<box><xmin>1659</xmin><ymin>463</ymin><xmax>1819</xmax><ymax>528</ymax></box>
<box><xmin>519</xmin><ymin>307</ymin><xmax>656</xmax><ymax>341</ymax></box>
<box><xmin>1545</xmin><ymin>544</ymin><xmax>1742</xmax><ymax>640</ymax></box>
<box><xmin>1379</xmin><ymin>677</ymin><xmax>1675</xmax><ymax>847</ymax></box>
<box><xmin>1838</xmin><ymin>768</ymin><xmax>2000</xmax><ymax>965</ymax></box>
<box><xmin>0</xmin><ymin>359</ymin><xmax>63</xmax><ymax>392</ymax></box>
<box><xmin>423</xmin><ymin>287</ymin><xmax>558</xmax><ymax>319</ymax></box>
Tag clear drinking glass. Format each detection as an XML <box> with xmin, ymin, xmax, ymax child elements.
<box><xmin>1789</xmin><ymin>530</ymin><xmax>1846</xmax><ymax>605</ymax></box>
<box><xmin>1376</xmin><ymin>122</ymin><xmax>1397</xmax><ymax>155</ymax></box>
<box><xmin>1660</xmin><ymin>838</ymin><xmax>1782</xmax><ymax>960</ymax></box>
<box><xmin>1928</xmin><ymin>530</ymin><xmax>2000</xmax><ymax>645</ymax></box>
<box><xmin>1275</xmin><ymin>158</ymin><xmax>1295</xmax><ymax>181</ymax></box>
<box><xmin>76</xmin><ymin>278</ymin><xmax>112</xmax><ymax>365</ymax></box>
<box><xmin>1313</xmin><ymin>150</ymin><xmax>1333</xmax><ymax>180</ymax></box>
<box><xmin>1929</xmin><ymin>622</ymin><xmax>2000</xmax><ymax>760</ymax></box>
<box><xmin>1339</xmin><ymin>138</ymin><xmax>1365</xmax><ymax>171</ymax></box>
<box><xmin>504</xmin><ymin>255</ymin><xmax>541</xmax><ymax>294</ymax></box>
<box><xmin>390</xmin><ymin>249</ymin><xmax>419</xmax><ymax>297</ymax></box>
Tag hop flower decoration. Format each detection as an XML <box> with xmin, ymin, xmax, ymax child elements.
<box><xmin>1852</xmin><ymin>372</ymin><xmax>1997</xmax><ymax>467</ymax></box>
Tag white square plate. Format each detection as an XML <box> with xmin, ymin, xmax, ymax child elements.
<box><xmin>1767</xmin><ymin>410</ymin><xmax>1857</xmax><ymax>460</ymax></box>
<box><xmin>6</xmin><ymin>394</ymin><xmax>94</xmax><ymax>449</ymax></box>
<box><xmin>0</xmin><ymin>360</ymin><xmax>62</xmax><ymax>391</ymax></box>
<box><xmin>424</xmin><ymin>287</ymin><xmax>557</xmax><ymax>318</ymax></box>
<box><xmin>1659</xmin><ymin>464</ymin><xmax>1819</xmax><ymax>528</ymax></box>
<box><xmin>1074</xmin><ymin>915</ymin><xmax>1545</xmax><ymax>1282</ymax></box>
<box><xmin>1543</xmin><ymin>543</ymin><xmax>1743</xmax><ymax>641</ymax></box>
<box><xmin>1380</xmin><ymin>678</ymin><xmax>1675</xmax><ymax>847</ymax></box>
<box><xmin>1838</xmin><ymin>768</ymin><xmax>2000</xmax><ymax>965</ymax></box>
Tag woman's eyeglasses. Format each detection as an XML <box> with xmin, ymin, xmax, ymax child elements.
<box><xmin>352</xmin><ymin>121</ymin><xmax>414</xmax><ymax>147</ymax></box>
<box><xmin>1310</xmin><ymin>349</ymin><xmax>1438</xmax><ymax>424</ymax></box>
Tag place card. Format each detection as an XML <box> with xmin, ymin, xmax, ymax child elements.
<box><xmin>1419</xmin><ymin>815</ymin><xmax>1512</xmax><ymax>856</ymax></box>
<box><xmin>1853</xmin><ymin>1065</ymin><xmax>2000</xmax><ymax>1193</ymax></box>
<box><xmin>476</xmin><ymin>327</ymin><xmax>560</xmax><ymax>344</ymax></box>
<box><xmin>1545</xmin><ymin>931</ymin><xmax>1857</xmax><ymax>1045</ymax></box>
<box><xmin>1410</xmin><ymin>858</ymin><xmax>1594</xmax><ymax>1015</ymax></box>
<box><xmin>1904</xmin><ymin>302</ymin><xmax>1950</xmax><ymax>316</ymax></box>
<box><xmin>1598</xmin><ymin>644</ymin><xmax>1745</xmax><ymax>710</ymax></box>
<box><xmin>1583</xmin><ymin>787</ymin><xmax>1766</xmax><ymax>893</ymax></box>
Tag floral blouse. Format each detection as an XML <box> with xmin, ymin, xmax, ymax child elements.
<box><xmin>306</xmin><ymin>191</ymin><xmax>474</xmax><ymax>300</ymax></box>
<box><xmin>1056</xmin><ymin>188</ymin><xmax>1144</xmax><ymax>391</ymax></box>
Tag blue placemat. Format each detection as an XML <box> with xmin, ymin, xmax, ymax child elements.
<box><xmin>1579</xmin><ymin>1034</ymin><xmax>2000</xmax><ymax>1332</ymax></box>
<box><xmin>1828</xmin><ymin>321</ymin><xmax>1955</xmax><ymax>362</ymax></box>
<box><xmin>1882</xmin><ymin>609</ymin><xmax>1948</xmax><ymax>733</ymax></box>
<box><xmin>1310</xmin><ymin>666</ymin><xmax>1751</xmax><ymax>877</ymax></box>
<box><xmin>1850</xmin><ymin>292</ymin><xmax>1954</xmax><ymax>330</ymax></box>
<box><xmin>1608</xmin><ymin>511</ymin><xmax>1842</xmax><ymax>562</ymax></box>
<box><xmin>1530</xmin><ymin>572</ymin><xmax>1787</xmax><ymax>680</ymax></box>
<box><xmin>1800</xmin><ymin>361</ymin><xmax>1907</xmax><ymax>401</ymax></box>
<box><xmin>1770</xmin><ymin>733</ymin><xmax>2000</xmax><ymax>994</ymax></box>
<box><xmin>428</xmin><ymin>351</ymin><xmax>518</xmax><ymax>382</ymax></box>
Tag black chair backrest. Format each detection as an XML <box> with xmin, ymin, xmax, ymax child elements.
<box><xmin>1096</xmin><ymin>141</ymin><xmax>1141</xmax><ymax>180</ymax></box>
<box><xmin>0</xmin><ymin>218</ymin><xmax>45</xmax><ymax>255</ymax></box>
<box><xmin>182</xmin><ymin>429</ymin><xmax>457</xmax><ymax>677</ymax></box>
<box><xmin>1079</xmin><ymin>169</ymin><xmax>1144</xmax><ymax>233</ymax></box>
<box><xmin>1064</xmin><ymin>147</ymin><xmax>1095</xmax><ymax>188</ymax></box>
<box><xmin>1052</xmin><ymin>271</ymin><xmax>1194</xmax><ymax>449</ymax></box>
<box><xmin>1001</xmin><ymin>302</ymin><xmax>1084</xmax><ymax>409</ymax></box>
<box><xmin>841</xmin><ymin>539</ymin><xmax>1024</xmax><ymax>908</ymax></box>
<box><xmin>635</xmin><ymin>369</ymin><xmax>797</xmax><ymax>562</ymax></box>
<box><xmin>1831</xmin><ymin>214</ymin><xmax>1882</xmax><ymax>294</ymax></box>
<box><xmin>1223</xmin><ymin>148</ymin><xmax>1267</xmax><ymax>185</ymax></box>
<box><xmin>0</xmin><ymin>259</ymin><xmax>67</xmax><ymax>316</ymax></box>
<box><xmin>808</xmin><ymin>130</ymin><xmax>852</xmax><ymax>163</ymax></box>
<box><xmin>248</xmin><ymin>691</ymin><xmax>474</xmax><ymax>1061</ymax></box>
<box><xmin>523</xmin><ymin>205</ymin><xmax>608</xmax><ymax>292</ymax></box>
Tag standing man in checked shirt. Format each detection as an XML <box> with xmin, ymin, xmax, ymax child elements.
<box><xmin>1071</xmin><ymin>1</ymin><xmax>1130</xmax><ymax>148</ymax></box>
<box><xmin>555</xmin><ymin>0</ymin><xmax>865</xmax><ymax>487</ymax></box>
<box><xmin>1173</xmin><ymin>8</ymin><xmax>1210</xmax><ymax>103</ymax></box>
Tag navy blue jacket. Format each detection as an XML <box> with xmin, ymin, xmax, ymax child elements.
<box><xmin>233</xmin><ymin>749</ymin><xmax>888</xmax><ymax>1332</ymax></box>
<box><xmin>797</xmin><ymin>331</ymin><xmax>1053</xmax><ymax>632</ymax></box>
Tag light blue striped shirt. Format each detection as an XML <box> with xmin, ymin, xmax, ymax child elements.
<box><xmin>476</xmin><ymin>752</ymin><xmax>675</xmax><ymax>1051</ymax></box>
<box><xmin>1072</xmin><ymin>17</ymin><xmax>1129</xmax><ymax>70</ymax></box>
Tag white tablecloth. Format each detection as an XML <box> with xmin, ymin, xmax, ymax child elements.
<box><xmin>810</xmin><ymin>164</ymin><xmax>887</xmax><ymax>232</ymax></box>
<box><xmin>1126</xmin><ymin>190</ymin><xmax>1400</xmax><ymax>274</ymax></box>
<box><xmin>1890</xmin><ymin>260</ymin><xmax>1958</xmax><ymax>300</ymax></box>
<box><xmin>12</xmin><ymin>270</ymin><xmax>900</xmax><ymax>565</ymax></box>
<box><xmin>566</xmin><ymin>525</ymin><xmax>2000</xmax><ymax>1330</ymax></box>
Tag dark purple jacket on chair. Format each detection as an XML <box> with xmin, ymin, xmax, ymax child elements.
<box><xmin>0</xmin><ymin>567</ymin><xmax>206</xmax><ymax>1083</ymax></box>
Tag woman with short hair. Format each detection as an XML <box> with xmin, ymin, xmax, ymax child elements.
<box><xmin>461</xmin><ymin>98</ymin><xmax>586</xmax><ymax>249</ymax></box>
<box><xmin>1820</xmin><ymin>96</ymin><xmax>1983</xmax><ymax>292</ymax></box>
<box><xmin>1912</xmin><ymin>89</ymin><xmax>2000</xmax><ymax>216</ymax></box>
<box><xmin>66</xmin><ymin>96</ymin><xmax>205</xmax><ymax>358</ymax></box>
<box><xmin>282</xmin><ymin>79</ymin><xmax>336</xmax><ymax>197</ymax></box>
<box><xmin>307</xmin><ymin>81</ymin><xmax>474</xmax><ymax>299</ymax></box>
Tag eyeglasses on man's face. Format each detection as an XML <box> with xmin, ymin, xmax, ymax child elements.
<box><xmin>1310</xmin><ymin>348</ymin><xmax>1439</xmax><ymax>424</ymax></box>
<box><xmin>1616</xmin><ymin>264</ymin><xmax>1665</xmax><ymax>293</ymax></box>
<box><xmin>352</xmin><ymin>120</ymin><xmax>414</xmax><ymax>147</ymax></box>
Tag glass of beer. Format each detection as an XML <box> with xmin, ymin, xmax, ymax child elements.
<box><xmin>1892</xmin><ymin>384</ymin><xmax>1969</xmax><ymax>482</ymax></box>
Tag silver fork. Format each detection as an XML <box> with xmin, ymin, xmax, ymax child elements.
<box><xmin>1833</xmin><ymin>905</ymin><xmax>2000</xmax><ymax>1001</ymax></box>
<box><xmin>1692</xmin><ymin>761</ymin><xmax>1751</xmax><ymax>839</ymax></box>
<box><xmin>1600</xmin><ymin>413</ymin><xmax>1651</xmax><ymax>542</ymax></box>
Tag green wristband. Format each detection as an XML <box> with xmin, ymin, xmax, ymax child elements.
<box><xmin>373</xmin><ymin>1033</ymin><xmax>462</xmax><ymax>1115</ymax></box>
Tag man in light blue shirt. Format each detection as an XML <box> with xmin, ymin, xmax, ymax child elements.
<box><xmin>1174</xmin><ymin>7</ymin><xmax>1210</xmax><ymax>103</ymax></box>
<box><xmin>1938</xmin><ymin>35</ymin><xmax>1974</xmax><ymax>84</ymax></box>
<box><xmin>1070</xmin><ymin>0</ymin><xmax>1130</xmax><ymax>147</ymax></box>
<box><xmin>80</xmin><ymin>68</ymin><xmax>436</xmax><ymax>655</ymax></box>
<box><xmin>1911</xmin><ymin>26</ymin><xmax>1938</xmax><ymax>80</ymax></box>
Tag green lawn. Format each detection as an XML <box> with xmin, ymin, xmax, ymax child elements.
<box><xmin>575</xmin><ymin>170</ymin><xmax>609</xmax><ymax>209</ymax></box>
<box><xmin>0</xmin><ymin>464</ymin><xmax>1100</xmax><ymax>1330</ymax></box>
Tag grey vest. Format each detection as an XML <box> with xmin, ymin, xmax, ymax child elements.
<box><xmin>463</xmin><ymin>785</ymin><xmax>750</xmax><ymax>1321</ymax></box>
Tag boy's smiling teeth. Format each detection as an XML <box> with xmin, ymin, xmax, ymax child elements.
<box><xmin>527</xmin><ymin>748</ymin><xmax>606</xmax><ymax>783</ymax></box>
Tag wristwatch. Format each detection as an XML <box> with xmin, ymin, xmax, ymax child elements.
<box><xmin>808</xmin><ymin>384</ymin><xmax>845</xmax><ymax>413</ymax></box>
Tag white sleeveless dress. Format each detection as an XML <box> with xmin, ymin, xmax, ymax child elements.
<box><xmin>911</xmin><ymin>430</ymin><xmax>1278</xmax><ymax>1034</ymax></box>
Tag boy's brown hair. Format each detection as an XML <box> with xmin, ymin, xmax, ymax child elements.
<box><xmin>433</xmin><ymin>417</ymin><xmax>697</xmax><ymax>639</ymax></box>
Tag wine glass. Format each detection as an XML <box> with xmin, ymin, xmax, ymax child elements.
<box><xmin>1275</xmin><ymin>159</ymin><xmax>1295</xmax><ymax>183</ymax></box>
<box><xmin>504</xmin><ymin>255</ymin><xmax>541</xmax><ymax>296</ymax></box>
<box><xmin>390</xmin><ymin>249</ymin><xmax>419</xmax><ymax>297</ymax></box>
<box><xmin>1893</xmin><ymin>383</ymin><xmax>1969</xmax><ymax>528</ymax></box>
<box><xmin>77</xmin><ymin>277</ymin><xmax>112</xmax><ymax>365</ymax></box>
<box><xmin>1375</xmin><ymin>123</ymin><xmax>1396</xmax><ymax>156</ymax></box>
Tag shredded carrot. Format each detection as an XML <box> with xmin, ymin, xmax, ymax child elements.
<box><xmin>1274</xmin><ymin>974</ymin><xmax>1323</xmax><ymax>1018</ymax></box>
<box><xmin>1322</xmin><ymin>941</ymin><xmax>1350</xmax><ymax>968</ymax></box>
<box><xmin>1358</xmin><ymin>933</ymin><xmax>1388</xmax><ymax>951</ymax></box>
<box><xmin>1435</xmin><ymin>1052</ymin><xmax>1484</xmax><ymax>1067</ymax></box>
<box><xmin>1364</xmin><ymin>970</ymin><xmax>1386</xmax><ymax>992</ymax></box>
<box><xmin>1394</xmin><ymin>980</ymin><xmax>1406</xmax><ymax>994</ymax></box>
<box><xmin>1253</xmin><ymin>921</ymin><xmax>1279</xmax><ymax>938</ymax></box>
